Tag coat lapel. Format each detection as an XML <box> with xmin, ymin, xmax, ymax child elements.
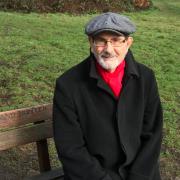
<box><xmin>89</xmin><ymin>55</ymin><xmax>117</xmax><ymax>99</ymax></box>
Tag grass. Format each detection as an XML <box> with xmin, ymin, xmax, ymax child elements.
<box><xmin>0</xmin><ymin>0</ymin><xmax>179</xmax><ymax>179</ymax></box>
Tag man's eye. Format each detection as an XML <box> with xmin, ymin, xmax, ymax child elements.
<box><xmin>112</xmin><ymin>38</ymin><xmax>124</xmax><ymax>42</ymax></box>
<box><xmin>112</xmin><ymin>38</ymin><xmax>119</xmax><ymax>42</ymax></box>
<box><xmin>97</xmin><ymin>39</ymin><xmax>106</xmax><ymax>43</ymax></box>
<box><xmin>94</xmin><ymin>39</ymin><xmax>106</xmax><ymax>45</ymax></box>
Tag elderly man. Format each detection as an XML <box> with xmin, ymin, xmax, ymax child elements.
<box><xmin>53</xmin><ymin>12</ymin><xmax>163</xmax><ymax>180</ymax></box>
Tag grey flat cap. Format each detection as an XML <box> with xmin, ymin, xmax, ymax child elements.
<box><xmin>85</xmin><ymin>12</ymin><xmax>136</xmax><ymax>36</ymax></box>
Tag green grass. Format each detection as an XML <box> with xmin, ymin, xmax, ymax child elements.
<box><xmin>0</xmin><ymin>0</ymin><xmax>180</xmax><ymax>178</ymax></box>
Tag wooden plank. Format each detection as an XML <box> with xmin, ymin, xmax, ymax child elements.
<box><xmin>24</xmin><ymin>167</ymin><xmax>64</xmax><ymax>180</ymax></box>
<box><xmin>0</xmin><ymin>103</ymin><xmax>52</xmax><ymax>128</ymax></box>
<box><xmin>0</xmin><ymin>121</ymin><xmax>53</xmax><ymax>151</ymax></box>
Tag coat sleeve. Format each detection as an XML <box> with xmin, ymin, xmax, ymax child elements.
<box><xmin>127</xmin><ymin>71</ymin><xmax>163</xmax><ymax>180</ymax></box>
<box><xmin>53</xmin><ymin>79</ymin><xmax>112</xmax><ymax>180</ymax></box>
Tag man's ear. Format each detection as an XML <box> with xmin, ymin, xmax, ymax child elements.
<box><xmin>88</xmin><ymin>36</ymin><xmax>93</xmax><ymax>46</ymax></box>
<box><xmin>88</xmin><ymin>37</ymin><xmax>94</xmax><ymax>53</ymax></box>
<box><xmin>88</xmin><ymin>37</ymin><xmax>93</xmax><ymax>53</ymax></box>
<box><xmin>127</xmin><ymin>36</ymin><xmax>133</xmax><ymax>48</ymax></box>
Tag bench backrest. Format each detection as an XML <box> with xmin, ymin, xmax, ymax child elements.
<box><xmin>0</xmin><ymin>103</ymin><xmax>53</xmax><ymax>172</ymax></box>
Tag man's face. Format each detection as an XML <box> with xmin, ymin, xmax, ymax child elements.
<box><xmin>89</xmin><ymin>32</ymin><xmax>133</xmax><ymax>72</ymax></box>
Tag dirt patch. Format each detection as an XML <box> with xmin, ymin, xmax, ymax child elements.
<box><xmin>160</xmin><ymin>144</ymin><xmax>180</xmax><ymax>180</ymax></box>
<box><xmin>0</xmin><ymin>143</ymin><xmax>39</xmax><ymax>180</ymax></box>
<box><xmin>0</xmin><ymin>139</ymin><xmax>60</xmax><ymax>180</ymax></box>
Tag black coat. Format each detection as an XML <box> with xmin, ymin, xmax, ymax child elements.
<box><xmin>53</xmin><ymin>50</ymin><xmax>163</xmax><ymax>180</ymax></box>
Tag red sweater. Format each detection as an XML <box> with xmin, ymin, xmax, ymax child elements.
<box><xmin>95</xmin><ymin>60</ymin><xmax>125</xmax><ymax>98</ymax></box>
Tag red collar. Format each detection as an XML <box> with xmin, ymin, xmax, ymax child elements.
<box><xmin>95</xmin><ymin>60</ymin><xmax>126</xmax><ymax>98</ymax></box>
<box><xmin>95</xmin><ymin>60</ymin><xmax>125</xmax><ymax>78</ymax></box>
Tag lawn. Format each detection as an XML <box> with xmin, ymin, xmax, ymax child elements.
<box><xmin>0</xmin><ymin>0</ymin><xmax>179</xmax><ymax>179</ymax></box>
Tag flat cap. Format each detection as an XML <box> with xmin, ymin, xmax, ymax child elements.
<box><xmin>85</xmin><ymin>12</ymin><xmax>136</xmax><ymax>36</ymax></box>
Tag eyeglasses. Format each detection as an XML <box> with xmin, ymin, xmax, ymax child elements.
<box><xmin>93</xmin><ymin>36</ymin><xmax>127</xmax><ymax>47</ymax></box>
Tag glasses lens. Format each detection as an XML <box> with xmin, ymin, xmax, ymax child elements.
<box><xmin>111</xmin><ymin>37</ymin><xmax>126</xmax><ymax>47</ymax></box>
<box><xmin>93</xmin><ymin>37</ymin><xmax>126</xmax><ymax>47</ymax></box>
<box><xmin>94</xmin><ymin>39</ymin><xmax>106</xmax><ymax>46</ymax></box>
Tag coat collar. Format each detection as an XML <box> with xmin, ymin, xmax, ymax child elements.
<box><xmin>88</xmin><ymin>50</ymin><xmax>140</xmax><ymax>99</ymax></box>
<box><xmin>89</xmin><ymin>49</ymin><xmax>140</xmax><ymax>80</ymax></box>
<box><xmin>124</xmin><ymin>50</ymin><xmax>140</xmax><ymax>78</ymax></box>
<box><xmin>89</xmin><ymin>53</ymin><xmax>115</xmax><ymax>98</ymax></box>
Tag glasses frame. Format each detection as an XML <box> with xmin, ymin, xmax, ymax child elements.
<box><xmin>93</xmin><ymin>36</ymin><xmax>129</xmax><ymax>47</ymax></box>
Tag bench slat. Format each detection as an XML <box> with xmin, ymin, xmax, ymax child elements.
<box><xmin>0</xmin><ymin>120</ymin><xmax>53</xmax><ymax>151</ymax></box>
<box><xmin>0</xmin><ymin>103</ymin><xmax>52</xmax><ymax>129</ymax></box>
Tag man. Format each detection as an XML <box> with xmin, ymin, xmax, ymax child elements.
<box><xmin>53</xmin><ymin>12</ymin><xmax>163</xmax><ymax>180</ymax></box>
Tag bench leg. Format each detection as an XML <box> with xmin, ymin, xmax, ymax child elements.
<box><xmin>36</xmin><ymin>139</ymin><xmax>51</xmax><ymax>172</ymax></box>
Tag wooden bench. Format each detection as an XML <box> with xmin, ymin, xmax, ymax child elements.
<box><xmin>0</xmin><ymin>103</ymin><xmax>64</xmax><ymax>180</ymax></box>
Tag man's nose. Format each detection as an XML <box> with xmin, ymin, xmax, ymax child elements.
<box><xmin>105</xmin><ymin>41</ymin><xmax>114</xmax><ymax>53</ymax></box>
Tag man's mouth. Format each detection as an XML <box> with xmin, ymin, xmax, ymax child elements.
<box><xmin>101</xmin><ymin>55</ymin><xmax>115</xmax><ymax>60</ymax></box>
